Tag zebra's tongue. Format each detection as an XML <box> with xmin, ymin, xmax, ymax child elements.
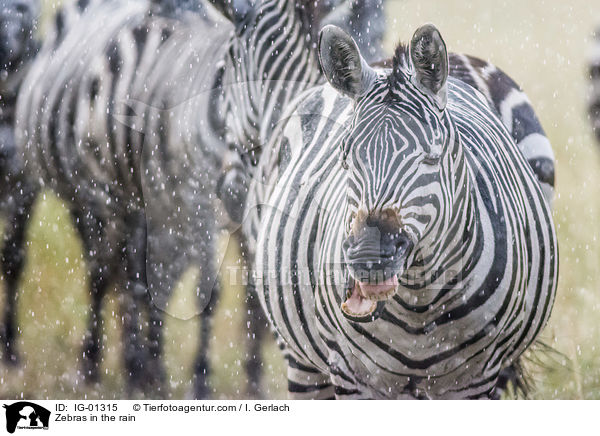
<box><xmin>341</xmin><ymin>283</ymin><xmax>387</xmax><ymax>323</ymax></box>
<box><xmin>341</xmin><ymin>285</ymin><xmax>377</xmax><ymax>319</ymax></box>
<box><xmin>357</xmin><ymin>275</ymin><xmax>399</xmax><ymax>301</ymax></box>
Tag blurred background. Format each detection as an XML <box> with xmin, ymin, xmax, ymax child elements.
<box><xmin>1</xmin><ymin>0</ymin><xmax>599</xmax><ymax>399</ymax></box>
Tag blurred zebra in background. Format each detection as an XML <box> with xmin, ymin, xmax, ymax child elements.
<box><xmin>9</xmin><ymin>0</ymin><xmax>385</xmax><ymax>398</ymax></box>
<box><xmin>309</xmin><ymin>0</ymin><xmax>385</xmax><ymax>63</ymax></box>
<box><xmin>14</xmin><ymin>0</ymin><xmax>230</xmax><ymax>398</ymax></box>
<box><xmin>0</xmin><ymin>0</ymin><xmax>117</xmax><ymax>370</ymax></box>
<box><xmin>0</xmin><ymin>0</ymin><xmax>40</xmax><ymax>366</ymax></box>
<box><xmin>588</xmin><ymin>27</ymin><xmax>600</xmax><ymax>143</ymax></box>
<box><xmin>250</xmin><ymin>24</ymin><xmax>558</xmax><ymax>399</ymax></box>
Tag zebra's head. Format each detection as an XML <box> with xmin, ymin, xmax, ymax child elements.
<box><xmin>319</xmin><ymin>24</ymin><xmax>460</xmax><ymax>322</ymax></box>
<box><xmin>0</xmin><ymin>0</ymin><xmax>39</xmax><ymax>71</ymax></box>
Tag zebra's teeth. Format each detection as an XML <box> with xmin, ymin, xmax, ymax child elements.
<box><xmin>362</xmin><ymin>286</ymin><xmax>397</xmax><ymax>301</ymax></box>
<box><xmin>356</xmin><ymin>275</ymin><xmax>399</xmax><ymax>301</ymax></box>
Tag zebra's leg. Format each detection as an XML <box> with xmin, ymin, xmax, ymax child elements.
<box><xmin>489</xmin><ymin>360</ymin><xmax>528</xmax><ymax>399</ymax></box>
<box><xmin>119</xmin><ymin>279</ymin><xmax>145</xmax><ymax>398</ymax></box>
<box><xmin>122</xmin><ymin>209</ymin><xmax>151</xmax><ymax>396</ymax></box>
<box><xmin>192</xmin><ymin>281</ymin><xmax>219</xmax><ymax>399</ymax></box>
<box><xmin>191</xmin><ymin>209</ymin><xmax>220</xmax><ymax>399</ymax></box>
<box><xmin>123</xmin><ymin>209</ymin><xmax>166</xmax><ymax>397</ymax></box>
<box><xmin>0</xmin><ymin>182</ymin><xmax>37</xmax><ymax>365</ymax></box>
<box><xmin>146</xmin><ymin>298</ymin><xmax>166</xmax><ymax>398</ymax></box>
<box><xmin>193</xmin><ymin>307</ymin><xmax>214</xmax><ymax>399</ymax></box>
<box><xmin>286</xmin><ymin>355</ymin><xmax>335</xmax><ymax>400</ymax></box>
<box><xmin>234</xmin><ymin>230</ymin><xmax>268</xmax><ymax>399</ymax></box>
<box><xmin>81</xmin><ymin>276</ymin><xmax>107</xmax><ymax>384</ymax></box>
<box><xmin>245</xmin><ymin>278</ymin><xmax>267</xmax><ymax>399</ymax></box>
<box><xmin>78</xmin><ymin>259</ymin><xmax>111</xmax><ymax>385</ymax></box>
<box><xmin>69</xmin><ymin>205</ymin><xmax>112</xmax><ymax>384</ymax></box>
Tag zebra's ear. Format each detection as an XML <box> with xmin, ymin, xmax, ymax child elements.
<box><xmin>208</xmin><ymin>0</ymin><xmax>254</xmax><ymax>34</ymax></box>
<box><xmin>318</xmin><ymin>25</ymin><xmax>377</xmax><ymax>99</ymax></box>
<box><xmin>409</xmin><ymin>24</ymin><xmax>449</xmax><ymax>110</ymax></box>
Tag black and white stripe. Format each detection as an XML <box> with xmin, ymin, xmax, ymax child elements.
<box><xmin>216</xmin><ymin>0</ymin><xmax>556</xmax><ymax>397</ymax></box>
<box><xmin>248</xmin><ymin>24</ymin><xmax>558</xmax><ymax>399</ymax></box>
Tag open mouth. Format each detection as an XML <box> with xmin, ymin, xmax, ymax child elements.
<box><xmin>340</xmin><ymin>276</ymin><xmax>398</xmax><ymax>322</ymax></box>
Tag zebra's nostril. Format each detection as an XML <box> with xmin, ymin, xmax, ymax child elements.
<box><xmin>395</xmin><ymin>237</ymin><xmax>408</xmax><ymax>251</ymax></box>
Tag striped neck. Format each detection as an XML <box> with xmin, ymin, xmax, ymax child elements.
<box><xmin>223</xmin><ymin>0</ymin><xmax>321</xmax><ymax>166</ymax></box>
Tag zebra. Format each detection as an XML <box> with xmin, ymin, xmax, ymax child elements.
<box><xmin>0</xmin><ymin>0</ymin><xmax>103</xmax><ymax>368</ymax></box>
<box><xmin>0</xmin><ymin>0</ymin><xmax>124</xmax><ymax>370</ymax></box>
<box><xmin>14</xmin><ymin>0</ymin><xmax>230</xmax><ymax>397</ymax></box>
<box><xmin>245</xmin><ymin>24</ymin><xmax>558</xmax><ymax>399</ymax></box>
<box><xmin>588</xmin><ymin>26</ymin><xmax>600</xmax><ymax>143</ymax></box>
<box><xmin>0</xmin><ymin>0</ymin><xmax>40</xmax><ymax>365</ymax></box>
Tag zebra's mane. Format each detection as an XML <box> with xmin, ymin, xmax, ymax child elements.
<box><xmin>392</xmin><ymin>42</ymin><xmax>410</xmax><ymax>73</ymax></box>
<box><xmin>371</xmin><ymin>42</ymin><xmax>411</xmax><ymax>93</ymax></box>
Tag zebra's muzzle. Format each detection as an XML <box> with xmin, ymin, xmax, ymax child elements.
<box><xmin>341</xmin><ymin>215</ymin><xmax>413</xmax><ymax>320</ymax></box>
<box><xmin>343</xmin><ymin>230</ymin><xmax>413</xmax><ymax>288</ymax></box>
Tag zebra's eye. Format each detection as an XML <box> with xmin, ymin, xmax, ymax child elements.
<box><xmin>422</xmin><ymin>151</ymin><xmax>441</xmax><ymax>165</ymax></box>
<box><xmin>422</xmin><ymin>140</ymin><xmax>443</xmax><ymax>165</ymax></box>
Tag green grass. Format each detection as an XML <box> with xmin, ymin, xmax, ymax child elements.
<box><xmin>2</xmin><ymin>0</ymin><xmax>600</xmax><ymax>399</ymax></box>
